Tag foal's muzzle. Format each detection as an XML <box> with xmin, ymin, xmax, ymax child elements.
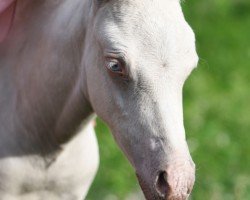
<box><xmin>137</xmin><ymin>158</ymin><xmax>195</xmax><ymax>200</ymax></box>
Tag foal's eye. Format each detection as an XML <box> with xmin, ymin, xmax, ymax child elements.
<box><xmin>107</xmin><ymin>61</ymin><xmax>122</xmax><ymax>73</ymax></box>
<box><xmin>105</xmin><ymin>58</ymin><xmax>128</xmax><ymax>79</ymax></box>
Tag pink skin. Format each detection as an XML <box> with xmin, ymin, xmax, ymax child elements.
<box><xmin>0</xmin><ymin>0</ymin><xmax>16</xmax><ymax>42</ymax></box>
<box><xmin>137</xmin><ymin>152</ymin><xmax>195</xmax><ymax>200</ymax></box>
<box><xmin>164</xmin><ymin>160</ymin><xmax>195</xmax><ymax>199</ymax></box>
<box><xmin>0</xmin><ymin>0</ymin><xmax>15</xmax><ymax>12</ymax></box>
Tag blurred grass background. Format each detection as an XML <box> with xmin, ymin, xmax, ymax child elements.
<box><xmin>87</xmin><ymin>0</ymin><xmax>250</xmax><ymax>199</ymax></box>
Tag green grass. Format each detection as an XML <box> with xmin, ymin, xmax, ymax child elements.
<box><xmin>87</xmin><ymin>0</ymin><xmax>250</xmax><ymax>199</ymax></box>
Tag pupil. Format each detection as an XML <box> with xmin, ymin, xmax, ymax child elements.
<box><xmin>111</xmin><ymin>64</ymin><xmax>120</xmax><ymax>71</ymax></box>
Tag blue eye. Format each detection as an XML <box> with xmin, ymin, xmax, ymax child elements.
<box><xmin>107</xmin><ymin>61</ymin><xmax>122</xmax><ymax>72</ymax></box>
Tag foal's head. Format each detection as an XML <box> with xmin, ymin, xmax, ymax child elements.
<box><xmin>84</xmin><ymin>0</ymin><xmax>198</xmax><ymax>199</ymax></box>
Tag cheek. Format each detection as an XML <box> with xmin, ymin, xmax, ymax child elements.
<box><xmin>166</xmin><ymin>67</ymin><xmax>192</xmax><ymax>88</ymax></box>
<box><xmin>88</xmin><ymin>76</ymin><xmax>126</xmax><ymax>125</ymax></box>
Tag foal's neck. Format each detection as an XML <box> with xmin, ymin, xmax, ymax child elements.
<box><xmin>1</xmin><ymin>0</ymin><xmax>94</xmax><ymax>155</ymax></box>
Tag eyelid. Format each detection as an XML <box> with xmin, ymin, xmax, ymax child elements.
<box><xmin>104</xmin><ymin>51</ymin><xmax>127</xmax><ymax>64</ymax></box>
<box><xmin>104</xmin><ymin>50</ymin><xmax>130</xmax><ymax>81</ymax></box>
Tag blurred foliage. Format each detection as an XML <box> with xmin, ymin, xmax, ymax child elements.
<box><xmin>87</xmin><ymin>0</ymin><xmax>250</xmax><ymax>199</ymax></box>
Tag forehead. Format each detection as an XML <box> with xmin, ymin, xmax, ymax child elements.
<box><xmin>95</xmin><ymin>0</ymin><xmax>197</xmax><ymax>69</ymax></box>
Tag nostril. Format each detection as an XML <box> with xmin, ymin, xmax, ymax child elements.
<box><xmin>155</xmin><ymin>171</ymin><xmax>169</xmax><ymax>198</ymax></box>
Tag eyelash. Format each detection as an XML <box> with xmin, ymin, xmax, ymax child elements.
<box><xmin>104</xmin><ymin>56</ymin><xmax>129</xmax><ymax>80</ymax></box>
<box><xmin>106</xmin><ymin>60</ymin><xmax>122</xmax><ymax>72</ymax></box>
